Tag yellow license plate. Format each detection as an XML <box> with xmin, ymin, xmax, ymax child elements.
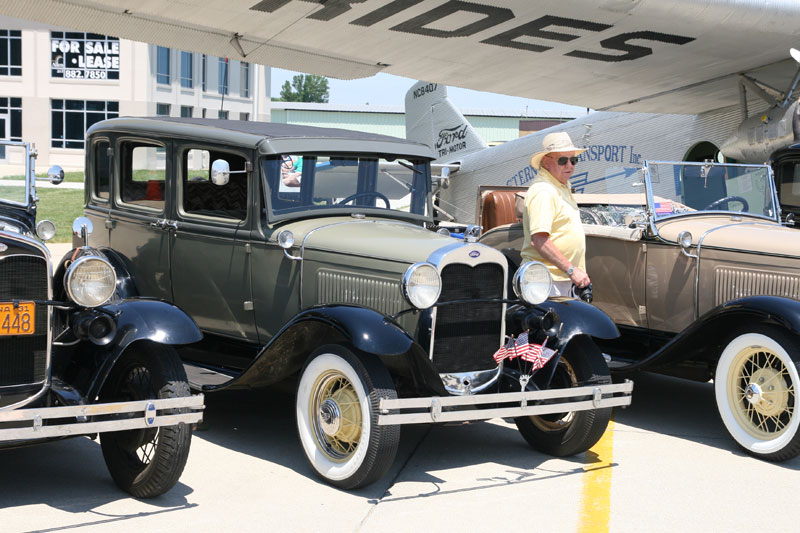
<box><xmin>0</xmin><ymin>302</ymin><xmax>35</xmax><ymax>336</ymax></box>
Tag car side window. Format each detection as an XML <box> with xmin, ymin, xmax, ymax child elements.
<box><xmin>92</xmin><ymin>139</ymin><xmax>110</xmax><ymax>202</ymax></box>
<box><xmin>181</xmin><ymin>148</ymin><xmax>248</xmax><ymax>221</ymax></box>
<box><xmin>119</xmin><ymin>141</ymin><xmax>166</xmax><ymax>211</ymax></box>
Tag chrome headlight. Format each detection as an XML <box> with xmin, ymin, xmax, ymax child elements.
<box><xmin>402</xmin><ymin>263</ymin><xmax>441</xmax><ymax>309</ymax></box>
<box><xmin>65</xmin><ymin>255</ymin><xmax>117</xmax><ymax>307</ymax></box>
<box><xmin>513</xmin><ymin>261</ymin><xmax>552</xmax><ymax>305</ymax></box>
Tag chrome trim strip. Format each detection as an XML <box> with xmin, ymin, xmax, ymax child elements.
<box><xmin>0</xmin><ymin>395</ymin><xmax>204</xmax><ymax>441</ymax></box>
<box><xmin>0</xmin><ymin>238</ymin><xmax>53</xmax><ymax>412</ymax></box>
<box><xmin>377</xmin><ymin>380</ymin><xmax>633</xmax><ymax>425</ymax></box>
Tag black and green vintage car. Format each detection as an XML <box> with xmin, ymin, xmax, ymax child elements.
<box><xmin>80</xmin><ymin>117</ymin><xmax>631</xmax><ymax>489</ymax></box>
<box><xmin>0</xmin><ymin>141</ymin><xmax>204</xmax><ymax>498</ymax></box>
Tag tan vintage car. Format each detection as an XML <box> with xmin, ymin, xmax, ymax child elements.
<box><xmin>479</xmin><ymin>160</ymin><xmax>800</xmax><ymax>461</ymax></box>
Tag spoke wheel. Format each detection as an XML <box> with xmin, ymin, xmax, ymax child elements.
<box><xmin>715</xmin><ymin>328</ymin><xmax>800</xmax><ymax>461</ymax></box>
<box><xmin>514</xmin><ymin>336</ymin><xmax>612</xmax><ymax>457</ymax></box>
<box><xmin>100</xmin><ymin>342</ymin><xmax>193</xmax><ymax>498</ymax></box>
<box><xmin>296</xmin><ymin>344</ymin><xmax>399</xmax><ymax>489</ymax></box>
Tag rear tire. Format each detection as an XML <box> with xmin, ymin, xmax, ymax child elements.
<box><xmin>100</xmin><ymin>342</ymin><xmax>193</xmax><ymax>498</ymax></box>
<box><xmin>514</xmin><ymin>336</ymin><xmax>612</xmax><ymax>456</ymax></box>
<box><xmin>296</xmin><ymin>344</ymin><xmax>400</xmax><ymax>489</ymax></box>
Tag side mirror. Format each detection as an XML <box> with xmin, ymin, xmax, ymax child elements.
<box><xmin>785</xmin><ymin>212</ymin><xmax>796</xmax><ymax>227</ymax></box>
<box><xmin>46</xmin><ymin>165</ymin><xmax>64</xmax><ymax>185</ymax></box>
<box><xmin>210</xmin><ymin>159</ymin><xmax>230</xmax><ymax>186</ymax></box>
<box><xmin>72</xmin><ymin>216</ymin><xmax>94</xmax><ymax>247</ymax></box>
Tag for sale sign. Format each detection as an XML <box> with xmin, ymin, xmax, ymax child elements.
<box><xmin>51</xmin><ymin>33</ymin><xmax>120</xmax><ymax>80</ymax></box>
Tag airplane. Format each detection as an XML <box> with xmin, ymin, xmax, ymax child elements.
<box><xmin>404</xmin><ymin>53</ymin><xmax>800</xmax><ymax>226</ymax></box>
<box><xmin>3</xmin><ymin>0</ymin><xmax>800</xmax><ymax>222</ymax></box>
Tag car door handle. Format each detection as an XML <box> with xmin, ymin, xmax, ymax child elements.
<box><xmin>149</xmin><ymin>219</ymin><xmax>178</xmax><ymax>232</ymax></box>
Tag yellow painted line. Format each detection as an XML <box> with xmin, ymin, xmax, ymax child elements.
<box><xmin>578</xmin><ymin>416</ymin><xmax>615</xmax><ymax>533</ymax></box>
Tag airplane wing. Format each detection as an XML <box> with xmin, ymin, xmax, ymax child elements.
<box><xmin>3</xmin><ymin>0</ymin><xmax>799</xmax><ymax>114</ymax></box>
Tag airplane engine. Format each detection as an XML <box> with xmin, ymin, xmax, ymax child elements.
<box><xmin>721</xmin><ymin>101</ymin><xmax>799</xmax><ymax>163</ymax></box>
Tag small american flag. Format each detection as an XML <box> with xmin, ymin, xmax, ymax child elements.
<box><xmin>507</xmin><ymin>331</ymin><xmax>532</xmax><ymax>361</ymax></box>
<box><xmin>654</xmin><ymin>201</ymin><xmax>672</xmax><ymax>214</ymax></box>
<box><xmin>521</xmin><ymin>341</ymin><xmax>557</xmax><ymax>371</ymax></box>
<box><xmin>492</xmin><ymin>337</ymin><xmax>514</xmax><ymax>363</ymax></box>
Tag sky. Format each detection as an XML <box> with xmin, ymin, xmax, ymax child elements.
<box><xmin>270</xmin><ymin>68</ymin><xmax>588</xmax><ymax>118</ymax></box>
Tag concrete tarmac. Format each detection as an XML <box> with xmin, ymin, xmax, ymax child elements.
<box><xmin>1</xmin><ymin>372</ymin><xmax>798</xmax><ymax>533</ymax></box>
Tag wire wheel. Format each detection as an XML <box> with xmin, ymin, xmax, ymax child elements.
<box><xmin>310</xmin><ymin>371</ymin><xmax>363</xmax><ymax>461</ymax></box>
<box><xmin>715</xmin><ymin>329</ymin><xmax>800</xmax><ymax>461</ymax></box>
<box><xmin>726</xmin><ymin>345</ymin><xmax>794</xmax><ymax>440</ymax></box>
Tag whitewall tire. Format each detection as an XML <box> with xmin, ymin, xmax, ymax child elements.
<box><xmin>296</xmin><ymin>344</ymin><xmax>400</xmax><ymax>489</ymax></box>
<box><xmin>715</xmin><ymin>329</ymin><xmax>800</xmax><ymax>461</ymax></box>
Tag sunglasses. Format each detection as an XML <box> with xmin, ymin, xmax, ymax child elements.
<box><xmin>550</xmin><ymin>155</ymin><xmax>579</xmax><ymax>166</ymax></box>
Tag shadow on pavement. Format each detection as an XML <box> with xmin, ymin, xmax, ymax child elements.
<box><xmin>614</xmin><ymin>371</ymin><xmax>800</xmax><ymax>470</ymax></box>
<box><xmin>0</xmin><ymin>436</ymin><xmax>197</xmax><ymax>512</ymax></box>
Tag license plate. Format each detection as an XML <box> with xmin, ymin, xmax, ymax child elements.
<box><xmin>0</xmin><ymin>302</ymin><xmax>35</xmax><ymax>336</ymax></box>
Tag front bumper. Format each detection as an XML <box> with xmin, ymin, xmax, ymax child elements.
<box><xmin>377</xmin><ymin>380</ymin><xmax>632</xmax><ymax>425</ymax></box>
<box><xmin>0</xmin><ymin>394</ymin><xmax>205</xmax><ymax>441</ymax></box>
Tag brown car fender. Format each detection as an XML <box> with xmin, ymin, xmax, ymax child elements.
<box><xmin>615</xmin><ymin>295</ymin><xmax>800</xmax><ymax>376</ymax></box>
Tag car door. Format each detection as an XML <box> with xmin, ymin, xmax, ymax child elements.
<box><xmin>169</xmin><ymin>144</ymin><xmax>258</xmax><ymax>347</ymax></box>
<box><xmin>107</xmin><ymin>137</ymin><xmax>172</xmax><ymax>301</ymax></box>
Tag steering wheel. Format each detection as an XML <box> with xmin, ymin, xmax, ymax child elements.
<box><xmin>702</xmin><ymin>195</ymin><xmax>749</xmax><ymax>212</ymax></box>
<box><xmin>335</xmin><ymin>191</ymin><xmax>391</xmax><ymax>208</ymax></box>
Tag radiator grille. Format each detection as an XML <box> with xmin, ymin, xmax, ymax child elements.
<box><xmin>432</xmin><ymin>263</ymin><xmax>504</xmax><ymax>373</ymax></box>
<box><xmin>0</xmin><ymin>254</ymin><xmax>48</xmax><ymax>386</ymax></box>
<box><xmin>317</xmin><ymin>270</ymin><xmax>403</xmax><ymax>316</ymax></box>
<box><xmin>715</xmin><ymin>267</ymin><xmax>800</xmax><ymax>306</ymax></box>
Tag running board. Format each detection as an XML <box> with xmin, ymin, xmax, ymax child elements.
<box><xmin>0</xmin><ymin>395</ymin><xmax>204</xmax><ymax>441</ymax></box>
<box><xmin>377</xmin><ymin>380</ymin><xmax>632</xmax><ymax>425</ymax></box>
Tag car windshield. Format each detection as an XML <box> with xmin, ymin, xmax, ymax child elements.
<box><xmin>262</xmin><ymin>154</ymin><xmax>432</xmax><ymax>221</ymax></box>
<box><xmin>645</xmin><ymin>162</ymin><xmax>777</xmax><ymax>220</ymax></box>
<box><xmin>0</xmin><ymin>143</ymin><xmax>31</xmax><ymax>208</ymax></box>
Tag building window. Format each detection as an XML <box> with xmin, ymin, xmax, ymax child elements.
<box><xmin>201</xmin><ymin>108</ymin><xmax>207</xmax><ymax>118</ymax></box>
<box><xmin>240</xmin><ymin>62</ymin><xmax>250</xmax><ymax>98</ymax></box>
<box><xmin>218</xmin><ymin>110</ymin><xmax>228</xmax><ymax>119</ymax></box>
<box><xmin>218</xmin><ymin>57</ymin><xmax>228</xmax><ymax>95</ymax></box>
<box><xmin>156</xmin><ymin>46</ymin><xmax>170</xmax><ymax>84</ymax></box>
<box><xmin>181</xmin><ymin>106</ymin><xmax>193</xmax><ymax>118</ymax></box>
<box><xmin>156</xmin><ymin>103</ymin><xmax>170</xmax><ymax>116</ymax></box>
<box><xmin>51</xmin><ymin>99</ymin><xmax>118</xmax><ymax>149</ymax></box>
<box><xmin>201</xmin><ymin>54</ymin><xmax>207</xmax><ymax>91</ymax></box>
<box><xmin>0</xmin><ymin>97</ymin><xmax>22</xmax><ymax>141</ymax></box>
<box><xmin>239</xmin><ymin>112</ymin><xmax>249</xmax><ymax>121</ymax></box>
<box><xmin>51</xmin><ymin>32</ymin><xmax>119</xmax><ymax>80</ymax></box>
<box><xmin>180</xmin><ymin>51</ymin><xmax>193</xmax><ymax>88</ymax></box>
<box><xmin>0</xmin><ymin>30</ymin><xmax>22</xmax><ymax>76</ymax></box>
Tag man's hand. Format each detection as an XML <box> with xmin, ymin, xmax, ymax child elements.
<box><xmin>568</xmin><ymin>266</ymin><xmax>590</xmax><ymax>289</ymax></box>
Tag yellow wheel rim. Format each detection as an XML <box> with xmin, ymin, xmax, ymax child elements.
<box><xmin>309</xmin><ymin>371</ymin><xmax>362</xmax><ymax>462</ymax></box>
<box><xmin>727</xmin><ymin>345</ymin><xmax>795</xmax><ymax>440</ymax></box>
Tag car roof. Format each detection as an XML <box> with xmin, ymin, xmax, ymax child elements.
<box><xmin>87</xmin><ymin>117</ymin><xmax>436</xmax><ymax>159</ymax></box>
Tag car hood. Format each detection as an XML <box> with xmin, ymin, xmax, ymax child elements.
<box><xmin>657</xmin><ymin>215</ymin><xmax>800</xmax><ymax>257</ymax></box>
<box><xmin>274</xmin><ymin>217</ymin><xmax>458</xmax><ymax>263</ymax></box>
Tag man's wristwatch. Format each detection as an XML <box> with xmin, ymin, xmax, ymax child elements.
<box><xmin>565</xmin><ymin>266</ymin><xmax>575</xmax><ymax>276</ymax></box>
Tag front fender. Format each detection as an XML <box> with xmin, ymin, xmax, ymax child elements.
<box><xmin>511</xmin><ymin>298</ymin><xmax>619</xmax><ymax>351</ymax></box>
<box><xmin>202</xmin><ymin>305</ymin><xmax>446</xmax><ymax>395</ymax></box>
<box><xmin>84</xmin><ymin>299</ymin><xmax>202</xmax><ymax>398</ymax></box>
<box><xmin>616</xmin><ymin>295</ymin><xmax>800</xmax><ymax>374</ymax></box>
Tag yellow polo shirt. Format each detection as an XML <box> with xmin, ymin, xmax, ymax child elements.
<box><xmin>520</xmin><ymin>168</ymin><xmax>585</xmax><ymax>281</ymax></box>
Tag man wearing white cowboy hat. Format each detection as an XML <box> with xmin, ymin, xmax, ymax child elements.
<box><xmin>521</xmin><ymin>131</ymin><xmax>590</xmax><ymax>297</ymax></box>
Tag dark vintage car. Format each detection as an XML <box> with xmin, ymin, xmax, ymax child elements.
<box><xmin>79</xmin><ymin>117</ymin><xmax>632</xmax><ymax>489</ymax></box>
<box><xmin>0</xmin><ymin>141</ymin><xmax>204</xmax><ymax>497</ymax></box>
<box><xmin>480</xmin><ymin>160</ymin><xmax>800</xmax><ymax>461</ymax></box>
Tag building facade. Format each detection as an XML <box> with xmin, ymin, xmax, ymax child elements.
<box><xmin>0</xmin><ymin>17</ymin><xmax>270</xmax><ymax>170</ymax></box>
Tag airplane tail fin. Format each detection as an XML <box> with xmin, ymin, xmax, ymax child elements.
<box><xmin>405</xmin><ymin>81</ymin><xmax>488</xmax><ymax>162</ymax></box>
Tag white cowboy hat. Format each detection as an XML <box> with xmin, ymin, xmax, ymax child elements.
<box><xmin>529</xmin><ymin>131</ymin><xmax>587</xmax><ymax>170</ymax></box>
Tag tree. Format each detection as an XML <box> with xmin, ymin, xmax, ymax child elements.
<box><xmin>278</xmin><ymin>74</ymin><xmax>330</xmax><ymax>103</ymax></box>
